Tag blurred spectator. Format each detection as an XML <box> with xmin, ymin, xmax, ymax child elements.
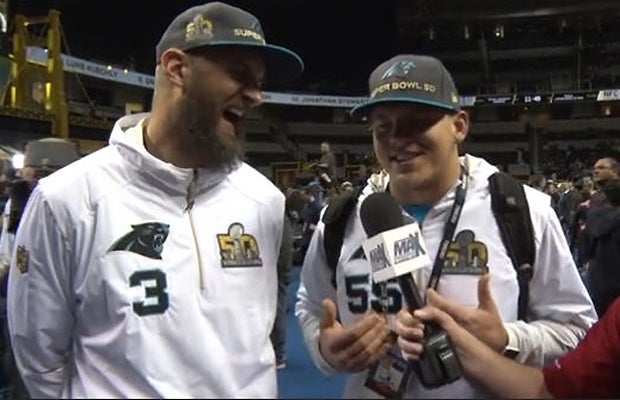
<box><xmin>299</xmin><ymin>187</ymin><xmax>322</xmax><ymax>262</ymax></box>
<box><xmin>0</xmin><ymin>138</ymin><xmax>79</xmax><ymax>400</ymax></box>
<box><xmin>572</xmin><ymin>187</ymin><xmax>594</xmax><ymax>271</ymax></box>
<box><xmin>319</xmin><ymin>141</ymin><xmax>337</xmax><ymax>182</ymax></box>
<box><xmin>0</xmin><ymin>161</ymin><xmax>16</xmax><ymax>218</ymax></box>
<box><xmin>528</xmin><ymin>174</ymin><xmax>546</xmax><ymax>192</ymax></box>
<box><xmin>284</xmin><ymin>188</ymin><xmax>310</xmax><ymax>266</ymax></box>
<box><xmin>557</xmin><ymin>180</ymin><xmax>583</xmax><ymax>242</ymax></box>
<box><xmin>590</xmin><ymin>157</ymin><xmax>620</xmax><ymax>209</ymax></box>
<box><xmin>583</xmin><ymin>179</ymin><xmax>620</xmax><ymax>317</ymax></box>
<box><xmin>270</xmin><ymin>193</ymin><xmax>295</xmax><ymax>369</ymax></box>
<box><xmin>546</xmin><ymin>180</ymin><xmax>561</xmax><ymax>211</ymax></box>
<box><xmin>358</xmin><ymin>152</ymin><xmax>379</xmax><ymax>186</ymax></box>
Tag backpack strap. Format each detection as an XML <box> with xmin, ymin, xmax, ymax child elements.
<box><xmin>322</xmin><ymin>186</ymin><xmax>364</xmax><ymax>288</ymax></box>
<box><xmin>489</xmin><ymin>172</ymin><xmax>536</xmax><ymax>321</ymax></box>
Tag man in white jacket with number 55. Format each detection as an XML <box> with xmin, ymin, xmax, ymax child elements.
<box><xmin>295</xmin><ymin>54</ymin><xmax>596</xmax><ymax>399</ymax></box>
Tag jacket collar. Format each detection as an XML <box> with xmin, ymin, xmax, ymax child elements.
<box><xmin>109</xmin><ymin>113</ymin><xmax>234</xmax><ymax>197</ymax></box>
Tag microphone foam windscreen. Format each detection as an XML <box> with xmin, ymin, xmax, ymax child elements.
<box><xmin>359</xmin><ymin>192</ymin><xmax>404</xmax><ymax>237</ymax></box>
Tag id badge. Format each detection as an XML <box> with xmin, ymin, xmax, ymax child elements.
<box><xmin>364</xmin><ymin>347</ymin><xmax>412</xmax><ymax>399</ymax></box>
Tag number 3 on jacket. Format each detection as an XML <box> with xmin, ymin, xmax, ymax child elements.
<box><xmin>129</xmin><ymin>269</ymin><xmax>169</xmax><ymax>316</ymax></box>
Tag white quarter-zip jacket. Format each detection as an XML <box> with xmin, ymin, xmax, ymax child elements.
<box><xmin>296</xmin><ymin>154</ymin><xmax>597</xmax><ymax>399</ymax></box>
<box><xmin>7</xmin><ymin>113</ymin><xmax>284</xmax><ymax>398</ymax></box>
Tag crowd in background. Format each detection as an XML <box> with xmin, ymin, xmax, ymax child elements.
<box><xmin>278</xmin><ymin>142</ymin><xmax>617</xmax><ymax>273</ymax></box>
<box><xmin>275</xmin><ymin>142</ymin><xmax>620</xmax><ymax>322</ymax></box>
<box><xmin>539</xmin><ymin>143</ymin><xmax>612</xmax><ymax>181</ymax></box>
<box><xmin>533</xmin><ymin>154</ymin><xmax>620</xmax><ymax>317</ymax></box>
<box><xmin>0</xmin><ymin>135</ymin><xmax>619</xmax><ymax>393</ymax></box>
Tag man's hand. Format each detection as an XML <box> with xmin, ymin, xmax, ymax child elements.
<box><xmin>396</xmin><ymin>303</ymin><xmax>488</xmax><ymax>375</ymax></box>
<box><xmin>394</xmin><ymin>309</ymin><xmax>425</xmax><ymax>362</ymax></box>
<box><xmin>427</xmin><ymin>274</ymin><xmax>508</xmax><ymax>352</ymax></box>
<box><xmin>318</xmin><ymin>298</ymin><xmax>391</xmax><ymax>373</ymax></box>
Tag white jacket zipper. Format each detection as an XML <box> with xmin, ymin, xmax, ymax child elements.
<box><xmin>185</xmin><ymin>170</ymin><xmax>204</xmax><ymax>290</ymax></box>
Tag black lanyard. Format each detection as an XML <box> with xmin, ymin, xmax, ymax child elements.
<box><xmin>427</xmin><ymin>167</ymin><xmax>468</xmax><ymax>291</ymax></box>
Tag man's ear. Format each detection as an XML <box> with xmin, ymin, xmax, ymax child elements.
<box><xmin>453</xmin><ymin>110</ymin><xmax>470</xmax><ymax>145</ymax></box>
<box><xmin>158</xmin><ymin>48</ymin><xmax>187</xmax><ymax>87</ymax></box>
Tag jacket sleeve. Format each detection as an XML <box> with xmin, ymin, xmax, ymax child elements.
<box><xmin>504</xmin><ymin>203</ymin><xmax>597</xmax><ymax>367</ymax></box>
<box><xmin>542</xmin><ymin>297</ymin><xmax>620</xmax><ymax>398</ymax></box>
<box><xmin>294</xmin><ymin>218</ymin><xmax>339</xmax><ymax>375</ymax></box>
<box><xmin>7</xmin><ymin>187</ymin><xmax>74</xmax><ymax>398</ymax></box>
<box><xmin>0</xmin><ymin>199</ymin><xmax>13</xmax><ymax>276</ymax></box>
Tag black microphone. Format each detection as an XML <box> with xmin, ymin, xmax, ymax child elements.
<box><xmin>359</xmin><ymin>192</ymin><xmax>462</xmax><ymax>389</ymax></box>
<box><xmin>359</xmin><ymin>192</ymin><xmax>428</xmax><ymax>312</ymax></box>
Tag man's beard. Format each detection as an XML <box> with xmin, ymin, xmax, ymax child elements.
<box><xmin>178</xmin><ymin>88</ymin><xmax>246</xmax><ymax>172</ymax></box>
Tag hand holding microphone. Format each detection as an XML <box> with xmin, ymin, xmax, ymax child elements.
<box><xmin>359</xmin><ymin>192</ymin><xmax>462</xmax><ymax>389</ymax></box>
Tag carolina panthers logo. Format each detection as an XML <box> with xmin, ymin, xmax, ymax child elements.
<box><xmin>108</xmin><ymin>222</ymin><xmax>170</xmax><ymax>260</ymax></box>
<box><xmin>381</xmin><ymin>60</ymin><xmax>416</xmax><ymax>80</ymax></box>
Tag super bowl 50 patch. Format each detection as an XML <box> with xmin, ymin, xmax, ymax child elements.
<box><xmin>442</xmin><ymin>230</ymin><xmax>489</xmax><ymax>275</ymax></box>
<box><xmin>15</xmin><ymin>245</ymin><xmax>29</xmax><ymax>274</ymax></box>
<box><xmin>217</xmin><ymin>223</ymin><xmax>263</xmax><ymax>268</ymax></box>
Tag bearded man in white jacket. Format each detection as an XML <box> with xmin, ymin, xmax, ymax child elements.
<box><xmin>7</xmin><ymin>2</ymin><xmax>303</xmax><ymax>398</ymax></box>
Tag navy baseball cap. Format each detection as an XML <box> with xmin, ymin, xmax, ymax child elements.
<box><xmin>156</xmin><ymin>2</ymin><xmax>304</xmax><ymax>83</ymax></box>
<box><xmin>351</xmin><ymin>54</ymin><xmax>460</xmax><ymax>117</ymax></box>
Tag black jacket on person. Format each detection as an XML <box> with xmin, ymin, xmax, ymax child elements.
<box><xmin>584</xmin><ymin>206</ymin><xmax>620</xmax><ymax>317</ymax></box>
<box><xmin>557</xmin><ymin>189</ymin><xmax>581</xmax><ymax>230</ymax></box>
<box><xmin>589</xmin><ymin>189</ymin><xmax>610</xmax><ymax>210</ymax></box>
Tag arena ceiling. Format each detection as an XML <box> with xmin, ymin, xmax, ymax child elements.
<box><xmin>9</xmin><ymin>0</ymin><xmax>620</xmax><ymax>96</ymax></box>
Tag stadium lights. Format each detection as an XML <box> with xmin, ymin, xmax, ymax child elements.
<box><xmin>428</xmin><ymin>25</ymin><xmax>435</xmax><ymax>40</ymax></box>
<box><xmin>494</xmin><ymin>24</ymin><xmax>504</xmax><ymax>38</ymax></box>
<box><xmin>12</xmin><ymin>153</ymin><xmax>24</xmax><ymax>169</ymax></box>
<box><xmin>558</xmin><ymin>18</ymin><xmax>567</xmax><ymax>34</ymax></box>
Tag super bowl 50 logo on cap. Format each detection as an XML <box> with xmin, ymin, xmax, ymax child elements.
<box><xmin>217</xmin><ymin>223</ymin><xmax>263</xmax><ymax>268</ymax></box>
<box><xmin>185</xmin><ymin>14</ymin><xmax>213</xmax><ymax>42</ymax></box>
<box><xmin>233</xmin><ymin>19</ymin><xmax>265</xmax><ymax>44</ymax></box>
